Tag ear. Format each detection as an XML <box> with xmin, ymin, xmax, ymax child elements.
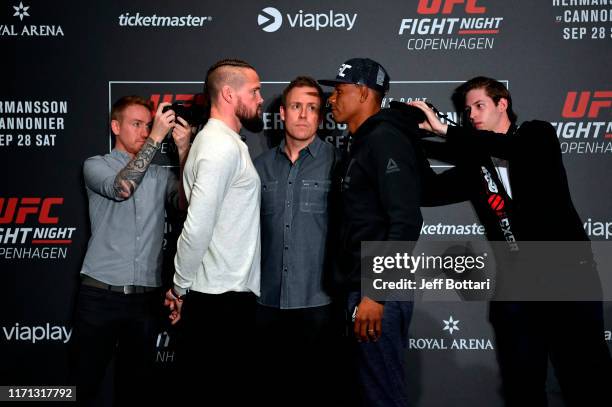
<box><xmin>360</xmin><ymin>86</ymin><xmax>369</xmax><ymax>103</ymax></box>
<box><xmin>111</xmin><ymin>119</ymin><xmax>121</xmax><ymax>136</ymax></box>
<box><xmin>221</xmin><ymin>85</ymin><xmax>233</xmax><ymax>104</ymax></box>
<box><xmin>497</xmin><ymin>97</ymin><xmax>508</xmax><ymax>113</ymax></box>
<box><xmin>280</xmin><ymin>105</ymin><xmax>286</xmax><ymax>122</ymax></box>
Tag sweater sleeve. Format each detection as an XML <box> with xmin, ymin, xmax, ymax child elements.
<box><xmin>173</xmin><ymin>136</ymin><xmax>239</xmax><ymax>295</ymax></box>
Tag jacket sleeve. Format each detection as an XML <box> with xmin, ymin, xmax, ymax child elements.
<box><xmin>447</xmin><ymin>125</ymin><xmax>517</xmax><ymax>160</ymax></box>
<box><xmin>419</xmin><ymin>139</ymin><xmax>474</xmax><ymax>206</ymax></box>
<box><xmin>367</xmin><ymin>124</ymin><xmax>423</xmax><ymax>241</ymax></box>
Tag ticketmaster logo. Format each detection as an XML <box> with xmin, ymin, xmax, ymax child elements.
<box><xmin>421</xmin><ymin>222</ymin><xmax>485</xmax><ymax>236</ymax></box>
<box><xmin>118</xmin><ymin>13</ymin><xmax>212</xmax><ymax>27</ymax></box>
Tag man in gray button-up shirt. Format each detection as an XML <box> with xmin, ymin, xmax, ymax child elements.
<box><xmin>254</xmin><ymin>77</ymin><xmax>340</xmax><ymax>405</ymax></box>
<box><xmin>70</xmin><ymin>96</ymin><xmax>191</xmax><ymax>406</ymax></box>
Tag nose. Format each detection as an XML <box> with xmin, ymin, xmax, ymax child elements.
<box><xmin>298</xmin><ymin>106</ymin><xmax>307</xmax><ymax>118</ymax></box>
<box><xmin>140</xmin><ymin>125</ymin><xmax>150</xmax><ymax>138</ymax></box>
<box><xmin>469</xmin><ymin>108</ymin><xmax>477</xmax><ymax>121</ymax></box>
<box><xmin>328</xmin><ymin>93</ymin><xmax>336</xmax><ymax>106</ymax></box>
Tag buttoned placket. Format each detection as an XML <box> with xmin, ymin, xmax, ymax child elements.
<box><xmin>133</xmin><ymin>193</ymin><xmax>141</xmax><ymax>284</ymax></box>
<box><xmin>280</xmin><ymin>152</ymin><xmax>305</xmax><ymax>308</ymax></box>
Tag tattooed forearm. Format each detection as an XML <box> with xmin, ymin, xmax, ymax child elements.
<box><xmin>113</xmin><ymin>138</ymin><xmax>160</xmax><ymax>199</ymax></box>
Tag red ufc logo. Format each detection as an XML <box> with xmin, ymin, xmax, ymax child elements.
<box><xmin>149</xmin><ymin>94</ymin><xmax>195</xmax><ymax>112</ymax></box>
<box><xmin>561</xmin><ymin>91</ymin><xmax>612</xmax><ymax>119</ymax></box>
<box><xmin>417</xmin><ymin>0</ymin><xmax>486</xmax><ymax>14</ymax></box>
<box><xmin>0</xmin><ymin>197</ymin><xmax>63</xmax><ymax>224</ymax></box>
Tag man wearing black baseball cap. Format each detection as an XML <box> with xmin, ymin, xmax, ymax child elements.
<box><xmin>320</xmin><ymin>58</ymin><xmax>427</xmax><ymax>406</ymax></box>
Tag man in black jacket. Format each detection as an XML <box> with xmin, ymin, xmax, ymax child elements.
<box><xmin>411</xmin><ymin>77</ymin><xmax>611</xmax><ymax>406</ymax></box>
<box><xmin>319</xmin><ymin>58</ymin><xmax>427</xmax><ymax>407</ymax></box>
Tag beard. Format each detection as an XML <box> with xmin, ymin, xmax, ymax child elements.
<box><xmin>236</xmin><ymin>98</ymin><xmax>264</xmax><ymax>133</ymax></box>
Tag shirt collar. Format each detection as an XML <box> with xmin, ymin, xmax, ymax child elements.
<box><xmin>276</xmin><ymin>136</ymin><xmax>323</xmax><ymax>160</ymax></box>
<box><xmin>111</xmin><ymin>148</ymin><xmax>132</xmax><ymax>162</ymax></box>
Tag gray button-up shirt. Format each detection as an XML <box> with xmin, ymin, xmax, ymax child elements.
<box><xmin>81</xmin><ymin>149</ymin><xmax>178</xmax><ymax>287</ymax></box>
<box><xmin>254</xmin><ymin>136</ymin><xmax>337</xmax><ymax>309</ymax></box>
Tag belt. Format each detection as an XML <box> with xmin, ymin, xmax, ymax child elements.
<box><xmin>81</xmin><ymin>275</ymin><xmax>159</xmax><ymax>294</ymax></box>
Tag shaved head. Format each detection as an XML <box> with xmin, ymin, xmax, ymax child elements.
<box><xmin>205</xmin><ymin>59</ymin><xmax>256</xmax><ymax>102</ymax></box>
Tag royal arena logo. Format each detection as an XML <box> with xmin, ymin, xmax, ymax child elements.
<box><xmin>398</xmin><ymin>0</ymin><xmax>504</xmax><ymax>51</ymax></box>
<box><xmin>552</xmin><ymin>0</ymin><xmax>612</xmax><ymax>41</ymax></box>
<box><xmin>550</xmin><ymin>90</ymin><xmax>612</xmax><ymax>154</ymax></box>
<box><xmin>0</xmin><ymin>197</ymin><xmax>76</xmax><ymax>259</ymax></box>
<box><xmin>409</xmin><ymin>315</ymin><xmax>494</xmax><ymax>350</ymax></box>
<box><xmin>0</xmin><ymin>3</ymin><xmax>64</xmax><ymax>37</ymax></box>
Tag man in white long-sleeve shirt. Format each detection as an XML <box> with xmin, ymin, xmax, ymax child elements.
<box><xmin>164</xmin><ymin>59</ymin><xmax>263</xmax><ymax>401</ymax></box>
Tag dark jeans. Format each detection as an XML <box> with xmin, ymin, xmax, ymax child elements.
<box><xmin>176</xmin><ymin>290</ymin><xmax>256</xmax><ymax>403</ymax></box>
<box><xmin>69</xmin><ymin>285</ymin><xmax>161</xmax><ymax>407</ymax></box>
<box><xmin>347</xmin><ymin>292</ymin><xmax>414</xmax><ymax>407</ymax></box>
<box><xmin>490</xmin><ymin>301</ymin><xmax>612</xmax><ymax>407</ymax></box>
<box><xmin>255</xmin><ymin>303</ymin><xmax>345</xmax><ymax>406</ymax></box>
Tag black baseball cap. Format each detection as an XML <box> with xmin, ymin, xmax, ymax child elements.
<box><xmin>318</xmin><ymin>58</ymin><xmax>390</xmax><ymax>94</ymax></box>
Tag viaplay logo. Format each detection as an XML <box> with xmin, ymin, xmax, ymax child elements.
<box><xmin>1</xmin><ymin>2</ymin><xmax>64</xmax><ymax>37</ymax></box>
<box><xmin>2</xmin><ymin>323</ymin><xmax>72</xmax><ymax>344</ymax></box>
<box><xmin>0</xmin><ymin>197</ymin><xmax>76</xmax><ymax>260</ymax></box>
<box><xmin>551</xmin><ymin>90</ymin><xmax>612</xmax><ymax>155</ymax></box>
<box><xmin>257</xmin><ymin>6</ymin><xmax>357</xmax><ymax>33</ymax></box>
<box><xmin>409</xmin><ymin>315</ymin><xmax>494</xmax><ymax>350</ymax></box>
<box><xmin>258</xmin><ymin>7</ymin><xmax>283</xmax><ymax>32</ymax></box>
<box><xmin>398</xmin><ymin>0</ymin><xmax>503</xmax><ymax>51</ymax></box>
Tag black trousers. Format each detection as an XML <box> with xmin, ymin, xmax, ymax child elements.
<box><xmin>490</xmin><ymin>301</ymin><xmax>612</xmax><ymax>407</ymax></box>
<box><xmin>69</xmin><ymin>285</ymin><xmax>161</xmax><ymax>407</ymax></box>
<box><xmin>255</xmin><ymin>303</ymin><xmax>348</xmax><ymax>407</ymax></box>
<box><xmin>176</xmin><ymin>291</ymin><xmax>257</xmax><ymax>403</ymax></box>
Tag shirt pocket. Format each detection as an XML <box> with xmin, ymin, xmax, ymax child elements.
<box><xmin>300</xmin><ymin>179</ymin><xmax>331</xmax><ymax>214</ymax></box>
<box><xmin>261</xmin><ymin>180</ymin><xmax>278</xmax><ymax>216</ymax></box>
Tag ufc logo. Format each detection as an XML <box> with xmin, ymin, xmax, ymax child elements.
<box><xmin>561</xmin><ymin>91</ymin><xmax>612</xmax><ymax>119</ymax></box>
<box><xmin>338</xmin><ymin>64</ymin><xmax>352</xmax><ymax>78</ymax></box>
<box><xmin>0</xmin><ymin>197</ymin><xmax>63</xmax><ymax>224</ymax></box>
<box><xmin>417</xmin><ymin>0</ymin><xmax>486</xmax><ymax>14</ymax></box>
<box><xmin>149</xmin><ymin>94</ymin><xmax>196</xmax><ymax>112</ymax></box>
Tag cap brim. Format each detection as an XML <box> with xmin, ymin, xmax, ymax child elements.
<box><xmin>317</xmin><ymin>78</ymin><xmax>354</xmax><ymax>87</ymax></box>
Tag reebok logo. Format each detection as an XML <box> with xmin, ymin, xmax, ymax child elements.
<box><xmin>257</xmin><ymin>7</ymin><xmax>357</xmax><ymax>32</ymax></box>
<box><xmin>386</xmin><ymin>158</ymin><xmax>400</xmax><ymax>174</ymax></box>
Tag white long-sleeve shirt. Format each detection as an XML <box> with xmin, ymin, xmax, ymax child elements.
<box><xmin>173</xmin><ymin>118</ymin><xmax>261</xmax><ymax>296</ymax></box>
